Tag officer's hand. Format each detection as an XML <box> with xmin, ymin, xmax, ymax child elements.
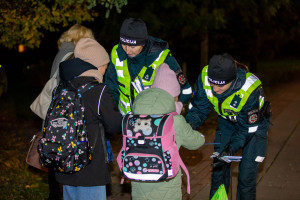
<box><xmin>211</xmin><ymin>146</ymin><xmax>233</xmax><ymax>169</ymax></box>
<box><xmin>211</xmin><ymin>157</ymin><xmax>228</xmax><ymax>169</ymax></box>
<box><xmin>220</xmin><ymin>145</ymin><xmax>233</xmax><ymax>157</ymax></box>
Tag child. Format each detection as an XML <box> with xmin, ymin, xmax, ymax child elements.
<box><xmin>130</xmin><ymin>63</ymin><xmax>205</xmax><ymax>200</ymax></box>
<box><xmin>55</xmin><ymin>38</ymin><xmax>122</xmax><ymax>200</ymax></box>
<box><xmin>152</xmin><ymin>63</ymin><xmax>184</xmax><ymax>114</ymax></box>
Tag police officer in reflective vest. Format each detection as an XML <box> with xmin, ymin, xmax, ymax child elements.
<box><xmin>105</xmin><ymin>18</ymin><xmax>192</xmax><ymax>115</ymax></box>
<box><xmin>186</xmin><ymin>54</ymin><xmax>271</xmax><ymax>200</ymax></box>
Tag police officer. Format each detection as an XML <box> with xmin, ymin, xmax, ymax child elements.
<box><xmin>105</xmin><ymin>18</ymin><xmax>192</xmax><ymax>115</ymax></box>
<box><xmin>186</xmin><ymin>53</ymin><xmax>271</xmax><ymax>200</ymax></box>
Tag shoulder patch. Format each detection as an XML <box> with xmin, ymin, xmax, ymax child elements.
<box><xmin>230</xmin><ymin>94</ymin><xmax>242</xmax><ymax>109</ymax></box>
<box><xmin>247</xmin><ymin>109</ymin><xmax>259</xmax><ymax>124</ymax></box>
<box><xmin>143</xmin><ymin>67</ymin><xmax>154</xmax><ymax>82</ymax></box>
<box><xmin>177</xmin><ymin>72</ymin><xmax>187</xmax><ymax>86</ymax></box>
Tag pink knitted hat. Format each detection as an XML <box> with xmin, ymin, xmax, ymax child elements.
<box><xmin>152</xmin><ymin>63</ymin><xmax>180</xmax><ymax>97</ymax></box>
<box><xmin>74</xmin><ymin>38</ymin><xmax>109</xmax><ymax>68</ymax></box>
<box><xmin>152</xmin><ymin>63</ymin><xmax>182</xmax><ymax>114</ymax></box>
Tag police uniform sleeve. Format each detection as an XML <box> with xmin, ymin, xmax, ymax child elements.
<box><xmin>104</xmin><ymin>56</ymin><xmax>120</xmax><ymax>106</ymax></box>
<box><xmin>164</xmin><ymin>55</ymin><xmax>192</xmax><ymax>104</ymax></box>
<box><xmin>98</xmin><ymin>86</ymin><xmax>122</xmax><ymax>134</ymax></box>
<box><xmin>229</xmin><ymin>89</ymin><xmax>261</xmax><ymax>153</ymax></box>
<box><xmin>185</xmin><ymin>73</ymin><xmax>212</xmax><ymax>130</ymax></box>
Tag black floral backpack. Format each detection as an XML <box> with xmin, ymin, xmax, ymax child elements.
<box><xmin>38</xmin><ymin>80</ymin><xmax>101</xmax><ymax>173</ymax></box>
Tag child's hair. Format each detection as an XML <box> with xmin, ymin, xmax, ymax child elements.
<box><xmin>57</xmin><ymin>24</ymin><xmax>95</xmax><ymax>49</ymax></box>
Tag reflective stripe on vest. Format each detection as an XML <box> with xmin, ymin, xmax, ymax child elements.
<box><xmin>201</xmin><ymin>65</ymin><xmax>262</xmax><ymax>121</ymax></box>
<box><xmin>111</xmin><ymin>45</ymin><xmax>170</xmax><ymax>115</ymax></box>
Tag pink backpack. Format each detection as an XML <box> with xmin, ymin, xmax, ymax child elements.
<box><xmin>117</xmin><ymin>112</ymin><xmax>190</xmax><ymax>194</ymax></box>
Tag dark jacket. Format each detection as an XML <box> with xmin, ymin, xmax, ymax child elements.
<box><xmin>55</xmin><ymin>58</ymin><xmax>122</xmax><ymax>186</ymax></box>
<box><xmin>186</xmin><ymin>68</ymin><xmax>270</xmax><ymax>153</ymax></box>
<box><xmin>104</xmin><ymin>36</ymin><xmax>192</xmax><ymax>106</ymax></box>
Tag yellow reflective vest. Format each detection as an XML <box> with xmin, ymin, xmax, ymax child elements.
<box><xmin>201</xmin><ymin>65</ymin><xmax>264</xmax><ymax>122</ymax></box>
<box><xmin>111</xmin><ymin>44</ymin><xmax>170</xmax><ymax>115</ymax></box>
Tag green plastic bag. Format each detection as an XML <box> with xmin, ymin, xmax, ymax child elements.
<box><xmin>211</xmin><ymin>184</ymin><xmax>228</xmax><ymax>200</ymax></box>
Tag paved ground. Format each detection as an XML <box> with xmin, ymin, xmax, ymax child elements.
<box><xmin>107</xmin><ymin>79</ymin><xmax>300</xmax><ymax>200</ymax></box>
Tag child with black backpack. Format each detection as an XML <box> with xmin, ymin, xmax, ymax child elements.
<box><xmin>117</xmin><ymin>64</ymin><xmax>205</xmax><ymax>200</ymax></box>
<box><xmin>39</xmin><ymin>38</ymin><xmax>122</xmax><ymax>200</ymax></box>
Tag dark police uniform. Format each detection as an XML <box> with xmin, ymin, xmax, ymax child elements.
<box><xmin>105</xmin><ymin>36</ymin><xmax>192</xmax><ymax>115</ymax></box>
<box><xmin>186</xmin><ymin>66</ymin><xmax>271</xmax><ymax>200</ymax></box>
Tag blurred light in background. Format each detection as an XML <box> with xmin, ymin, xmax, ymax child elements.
<box><xmin>18</xmin><ymin>44</ymin><xmax>25</xmax><ymax>53</ymax></box>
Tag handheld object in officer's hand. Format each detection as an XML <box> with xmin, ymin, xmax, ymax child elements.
<box><xmin>204</xmin><ymin>143</ymin><xmax>221</xmax><ymax>145</ymax></box>
<box><xmin>210</xmin><ymin>152</ymin><xmax>220</xmax><ymax>158</ymax></box>
<box><xmin>223</xmin><ymin>156</ymin><xmax>242</xmax><ymax>162</ymax></box>
<box><xmin>210</xmin><ymin>152</ymin><xmax>242</xmax><ymax>163</ymax></box>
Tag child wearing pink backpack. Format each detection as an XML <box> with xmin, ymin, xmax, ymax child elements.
<box><xmin>118</xmin><ymin>64</ymin><xmax>205</xmax><ymax>200</ymax></box>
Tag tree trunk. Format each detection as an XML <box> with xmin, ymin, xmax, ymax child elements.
<box><xmin>249</xmin><ymin>29</ymin><xmax>261</xmax><ymax>72</ymax></box>
<box><xmin>182</xmin><ymin>62</ymin><xmax>187</xmax><ymax>76</ymax></box>
<box><xmin>200</xmin><ymin>32</ymin><xmax>209</xmax><ymax>70</ymax></box>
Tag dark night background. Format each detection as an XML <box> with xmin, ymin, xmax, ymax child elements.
<box><xmin>1</xmin><ymin>0</ymin><xmax>300</xmax><ymax>94</ymax></box>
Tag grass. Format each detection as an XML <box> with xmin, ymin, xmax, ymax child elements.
<box><xmin>0</xmin><ymin>81</ymin><xmax>48</xmax><ymax>199</ymax></box>
<box><xmin>0</xmin><ymin>119</ymin><xmax>49</xmax><ymax>200</ymax></box>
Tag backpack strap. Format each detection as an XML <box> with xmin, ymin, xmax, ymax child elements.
<box><xmin>76</xmin><ymin>81</ymin><xmax>99</xmax><ymax>94</ymax></box>
<box><xmin>122</xmin><ymin>113</ymin><xmax>131</xmax><ymax>135</ymax></box>
<box><xmin>96</xmin><ymin>85</ymin><xmax>109</xmax><ymax>163</ymax></box>
<box><xmin>76</xmin><ymin>81</ymin><xmax>102</xmax><ymax>158</ymax></box>
<box><xmin>99</xmin><ymin>123</ymin><xmax>107</xmax><ymax>163</ymax></box>
<box><xmin>80</xmin><ymin>81</ymin><xmax>104</xmax><ymax>159</ymax></box>
<box><xmin>97</xmin><ymin>85</ymin><xmax>106</xmax><ymax>116</ymax></box>
<box><xmin>178</xmin><ymin>154</ymin><xmax>191</xmax><ymax>194</ymax></box>
<box><xmin>168</xmin><ymin>111</ymin><xmax>178</xmax><ymax>116</ymax></box>
<box><xmin>61</xmin><ymin>52</ymin><xmax>74</xmax><ymax>63</ymax></box>
<box><xmin>168</xmin><ymin>111</ymin><xmax>191</xmax><ymax>194</ymax></box>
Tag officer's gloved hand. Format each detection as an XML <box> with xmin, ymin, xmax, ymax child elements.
<box><xmin>212</xmin><ymin>157</ymin><xmax>228</xmax><ymax>169</ymax></box>
<box><xmin>220</xmin><ymin>145</ymin><xmax>233</xmax><ymax>157</ymax></box>
<box><xmin>211</xmin><ymin>145</ymin><xmax>233</xmax><ymax>169</ymax></box>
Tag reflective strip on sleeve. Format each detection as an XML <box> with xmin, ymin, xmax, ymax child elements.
<box><xmin>255</xmin><ymin>156</ymin><xmax>265</xmax><ymax>162</ymax></box>
<box><xmin>182</xmin><ymin>87</ymin><xmax>192</xmax><ymax>94</ymax></box>
<box><xmin>259</xmin><ymin>96</ymin><xmax>265</xmax><ymax>109</ymax></box>
<box><xmin>248</xmin><ymin>126</ymin><xmax>258</xmax><ymax>133</ymax></box>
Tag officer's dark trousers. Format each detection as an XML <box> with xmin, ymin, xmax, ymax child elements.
<box><xmin>209</xmin><ymin>117</ymin><xmax>268</xmax><ymax>200</ymax></box>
